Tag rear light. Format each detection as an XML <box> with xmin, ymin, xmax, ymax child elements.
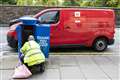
<box><xmin>8</xmin><ymin>31</ymin><xmax>16</xmax><ymax>37</ymax></box>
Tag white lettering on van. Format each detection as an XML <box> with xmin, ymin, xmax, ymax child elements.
<box><xmin>75</xmin><ymin>12</ymin><xmax>80</xmax><ymax>17</ymax></box>
<box><xmin>75</xmin><ymin>20</ymin><xmax>80</xmax><ymax>23</ymax></box>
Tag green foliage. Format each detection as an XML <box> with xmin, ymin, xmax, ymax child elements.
<box><xmin>16</xmin><ymin>0</ymin><xmax>59</xmax><ymax>6</ymax></box>
<box><xmin>63</xmin><ymin>0</ymin><xmax>120</xmax><ymax>8</ymax></box>
<box><xmin>1</xmin><ymin>0</ymin><xmax>17</xmax><ymax>5</ymax></box>
<box><xmin>79</xmin><ymin>0</ymin><xmax>108</xmax><ymax>7</ymax></box>
<box><xmin>42</xmin><ymin>0</ymin><xmax>48</xmax><ymax>5</ymax></box>
<box><xmin>17</xmin><ymin>0</ymin><xmax>33</xmax><ymax>6</ymax></box>
<box><xmin>106</xmin><ymin>0</ymin><xmax>119</xmax><ymax>7</ymax></box>
<box><xmin>0</xmin><ymin>0</ymin><xmax>2</xmax><ymax>4</ymax></box>
<box><xmin>117</xmin><ymin>4</ymin><xmax>120</xmax><ymax>8</ymax></box>
<box><xmin>1</xmin><ymin>0</ymin><xmax>120</xmax><ymax>8</ymax></box>
<box><xmin>80</xmin><ymin>1</ymin><xmax>91</xmax><ymax>7</ymax></box>
<box><xmin>47</xmin><ymin>0</ymin><xmax>59</xmax><ymax>6</ymax></box>
<box><xmin>90</xmin><ymin>0</ymin><xmax>107</xmax><ymax>7</ymax></box>
<box><xmin>63</xmin><ymin>0</ymin><xmax>80</xmax><ymax>6</ymax></box>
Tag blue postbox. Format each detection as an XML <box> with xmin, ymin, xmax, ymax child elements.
<box><xmin>16</xmin><ymin>16</ymin><xmax>50</xmax><ymax>61</ymax></box>
<box><xmin>34</xmin><ymin>24</ymin><xmax>50</xmax><ymax>58</ymax></box>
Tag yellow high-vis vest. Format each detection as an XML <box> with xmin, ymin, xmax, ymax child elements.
<box><xmin>20</xmin><ymin>40</ymin><xmax>45</xmax><ymax>66</ymax></box>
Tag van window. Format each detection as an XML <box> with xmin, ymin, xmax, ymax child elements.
<box><xmin>38</xmin><ymin>11</ymin><xmax>59</xmax><ymax>24</ymax></box>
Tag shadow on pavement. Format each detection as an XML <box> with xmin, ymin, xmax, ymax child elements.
<box><xmin>50</xmin><ymin>47</ymin><xmax>93</xmax><ymax>53</ymax></box>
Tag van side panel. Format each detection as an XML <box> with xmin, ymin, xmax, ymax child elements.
<box><xmin>82</xmin><ymin>10</ymin><xmax>115</xmax><ymax>47</ymax></box>
<box><xmin>60</xmin><ymin>10</ymin><xmax>89</xmax><ymax>45</ymax></box>
<box><xmin>50</xmin><ymin>9</ymin><xmax>115</xmax><ymax>47</ymax></box>
<box><xmin>60</xmin><ymin>9</ymin><xmax>115</xmax><ymax>47</ymax></box>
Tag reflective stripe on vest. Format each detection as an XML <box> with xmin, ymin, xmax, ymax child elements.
<box><xmin>28</xmin><ymin>59</ymin><xmax>45</xmax><ymax>66</ymax></box>
<box><xmin>24</xmin><ymin>41</ymin><xmax>42</xmax><ymax>56</ymax></box>
<box><xmin>24</xmin><ymin>48</ymin><xmax>41</xmax><ymax>55</ymax></box>
<box><xmin>23</xmin><ymin>40</ymin><xmax>45</xmax><ymax>66</ymax></box>
<box><xmin>26</xmin><ymin>52</ymin><xmax>40</xmax><ymax>57</ymax></box>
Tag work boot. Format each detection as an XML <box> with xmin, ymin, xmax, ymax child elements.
<box><xmin>28</xmin><ymin>62</ymin><xmax>45</xmax><ymax>74</ymax></box>
<box><xmin>39</xmin><ymin>62</ymin><xmax>45</xmax><ymax>73</ymax></box>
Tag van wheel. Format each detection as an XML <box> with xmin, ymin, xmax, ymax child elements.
<box><xmin>93</xmin><ymin>38</ymin><xmax>107</xmax><ymax>52</ymax></box>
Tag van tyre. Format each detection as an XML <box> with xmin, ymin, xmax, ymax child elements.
<box><xmin>93</xmin><ymin>38</ymin><xmax>107</xmax><ymax>52</ymax></box>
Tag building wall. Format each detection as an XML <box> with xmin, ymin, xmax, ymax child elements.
<box><xmin>0</xmin><ymin>6</ymin><xmax>120</xmax><ymax>25</ymax></box>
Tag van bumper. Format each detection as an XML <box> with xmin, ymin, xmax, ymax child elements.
<box><xmin>108</xmin><ymin>39</ymin><xmax>114</xmax><ymax>45</ymax></box>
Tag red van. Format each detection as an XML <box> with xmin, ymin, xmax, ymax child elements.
<box><xmin>7</xmin><ymin>8</ymin><xmax>115</xmax><ymax>51</ymax></box>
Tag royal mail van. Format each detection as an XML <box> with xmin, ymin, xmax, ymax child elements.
<box><xmin>7</xmin><ymin>8</ymin><xmax>115</xmax><ymax>51</ymax></box>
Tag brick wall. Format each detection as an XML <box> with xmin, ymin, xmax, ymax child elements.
<box><xmin>0</xmin><ymin>6</ymin><xmax>120</xmax><ymax>25</ymax></box>
<box><xmin>0</xmin><ymin>6</ymin><xmax>47</xmax><ymax>24</ymax></box>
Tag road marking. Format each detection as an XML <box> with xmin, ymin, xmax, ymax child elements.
<box><xmin>0</xmin><ymin>53</ymin><xmax>3</xmax><ymax>57</ymax></box>
<box><xmin>0</xmin><ymin>43</ymin><xmax>8</xmax><ymax>46</ymax></box>
<box><xmin>0</xmin><ymin>51</ymin><xmax>12</xmax><ymax>57</ymax></box>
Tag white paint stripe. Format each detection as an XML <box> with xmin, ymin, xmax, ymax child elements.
<box><xmin>0</xmin><ymin>51</ymin><xmax>10</xmax><ymax>57</ymax></box>
<box><xmin>0</xmin><ymin>53</ymin><xmax>3</xmax><ymax>57</ymax></box>
<box><xmin>0</xmin><ymin>43</ymin><xmax>8</xmax><ymax>46</ymax></box>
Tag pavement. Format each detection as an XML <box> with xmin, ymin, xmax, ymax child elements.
<box><xmin>0</xmin><ymin>27</ymin><xmax>120</xmax><ymax>80</ymax></box>
<box><xmin>0</xmin><ymin>54</ymin><xmax>120</xmax><ymax>80</ymax></box>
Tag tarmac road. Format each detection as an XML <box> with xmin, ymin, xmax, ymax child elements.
<box><xmin>0</xmin><ymin>27</ymin><xmax>120</xmax><ymax>55</ymax></box>
<box><xmin>0</xmin><ymin>26</ymin><xmax>120</xmax><ymax>80</ymax></box>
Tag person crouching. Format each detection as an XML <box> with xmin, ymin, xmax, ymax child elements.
<box><xmin>12</xmin><ymin>35</ymin><xmax>46</xmax><ymax>79</ymax></box>
<box><xmin>20</xmin><ymin>35</ymin><xmax>46</xmax><ymax>74</ymax></box>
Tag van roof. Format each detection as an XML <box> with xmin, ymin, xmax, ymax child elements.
<box><xmin>34</xmin><ymin>8</ymin><xmax>114</xmax><ymax>18</ymax></box>
<box><xmin>44</xmin><ymin>8</ymin><xmax>113</xmax><ymax>12</ymax></box>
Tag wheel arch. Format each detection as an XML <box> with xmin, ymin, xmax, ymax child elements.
<box><xmin>92</xmin><ymin>36</ymin><xmax>109</xmax><ymax>45</ymax></box>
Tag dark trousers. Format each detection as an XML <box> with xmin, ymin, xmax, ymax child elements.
<box><xmin>21</xmin><ymin>56</ymin><xmax>45</xmax><ymax>74</ymax></box>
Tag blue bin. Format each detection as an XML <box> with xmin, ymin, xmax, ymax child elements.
<box><xmin>16</xmin><ymin>17</ymin><xmax>50</xmax><ymax>61</ymax></box>
<box><xmin>34</xmin><ymin>24</ymin><xmax>50</xmax><ymax>58</ymax></box>
<box><xmin>16</xmin><ymin>25</ymin><xmax>23</xmax><ymax>60</ymax></box>
<box><xmin>19</xmin><ymin>16</ymin><xmax>37</xmax><ymax>25</ymax></box>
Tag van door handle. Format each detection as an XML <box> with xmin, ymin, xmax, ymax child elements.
<box><xmin>50</xmin><ymin>34</ymin><xmax>54</xmax><ymax>38</ymax></box>
<box><xmin>64</xmin><ymin>26</ymin><xmax>70</xmax><ymax>29</ymax></box>
<box><xmin>50</xmin><ymin>34</ymin><xmax>53</xmax><ymax>37</ymax></box>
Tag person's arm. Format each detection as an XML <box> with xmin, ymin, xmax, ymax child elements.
<box><xmin>20</xmin><ymin>42</ymin><xmax>28</xmax><ymax>54</ymax></box>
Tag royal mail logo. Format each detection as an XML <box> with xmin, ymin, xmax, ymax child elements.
<box><xmin>75</xmin><ymin>12</ymin><xmax>80</xmax><ymax>17</ymax></box>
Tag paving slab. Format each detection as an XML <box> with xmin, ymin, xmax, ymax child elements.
<box><xmin>30</xmin><ymin>69</ymin><xmax>60</xmax><ymax>80</ymax></box>
<box><xmin>0</xmin><ymin>55</ymin><xmax>18</xmax><ymax>70</ymax></box>
<box><xmin>59</xmin><ymin>55</ymin><xmax>77</xmax><ymax>66</ymax></box>
<box><xmin>0</xmin><ymin>69</ymin><xmax>60</xmax><ymax>80</ymax></box>
<box><xmin>76</xmin><ymin>56</ymin><xmax>112</xmax><ymax>80</ymax></box>
<box><xmin>0</xmin><ymin>70</ymin><xmax>14</xmax><ymax>80</ymax></box>
<box><xmin>102</xmin><ymin>55</ymin><xmax>119</xmax><ymax>66</ymax></box>
<box><xmin>46</xmin><ymin>55</ymin><xmax>60</xmax><ymax>69</ymax></box>
<box><xmin>92</xmin><ymin>56</ymin><xmax>119</xmax><ymax>80</ymax></box>
<box><xmin>0</xmin><ymin>55</ymin><xmax>119</xmax><ymax>80</ymax></box>
<box><xmin>60</xmin><ymin>66</ymin><xmax>85</xmax><ymax>80</ymax></box>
